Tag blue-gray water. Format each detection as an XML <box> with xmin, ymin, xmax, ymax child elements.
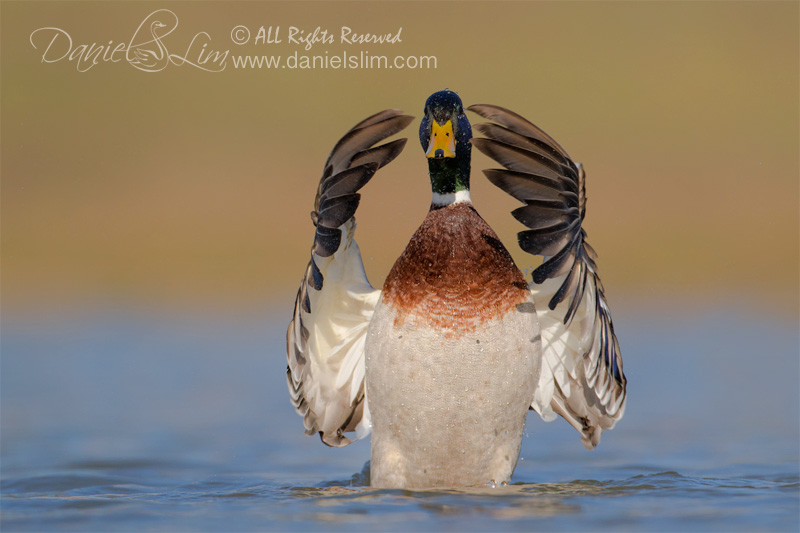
<box><xmin>2</xmin><ymin>303</ymin><xmax>798</xmax><ymax>531</ymax></box>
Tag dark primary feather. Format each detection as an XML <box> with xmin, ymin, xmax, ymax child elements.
<box><xmin>468</xmin><ymin>103</ymin><xmax>625</xmax><ymax>446</ymax></box>
<box><xmin>483</xmin><ymin>169</ymin><xmax>574</xmax><ymax>205</ymax></box>
<box><xmin>468</xmin><ymin>104</ymin><xmax>573</xmax><ymax>162</ymax></box>
<box><xmin>322</xmin><ymin>114</ymin><xmax>412</xmax><ymax>187</ymax></box>
<box><xmin>312</xmin><ymin>225</ymin><xmax>342</xmax><ymax>258</ymax></box>
<box><xmin>287</xmin><ymin>109</ymin><xmax>412</xmax><ymax>447</ymax></box>
<box><xmin>511</xmin><ymin>204</ymin><xmax>577</xmax><ymax>230</ymax></box>
<box><xmin>316</xmin><ymin>192</ymin><xmax>363</xmax><ymax>229</ymax></box>
<box><xmin>350</xmin><ymin>138</ymin><xmax>408</xmax><ymax>169</ymax></box>
<box><xmin>517</xmin><ymin>218</ymin><xmax>580</xmax><ymax>257</ymax></box>
<box><xmin>471</xmin><ymin>138</ymin><xmax>565</xmax><ymax>182</ymax></box>
<box><xmin>469</xmin><ymin>104</ymin><xmax>586</xmax><ymax>315</ymax></box>
<box><xmin>473</xmin><ymin>123</ymin><xmax>568</xmax><ymax>166</ymax></box>
<box><xmin>320</xmin><ymin>164</ymin><xmax>377</xmax><ymax>199</ymax></box>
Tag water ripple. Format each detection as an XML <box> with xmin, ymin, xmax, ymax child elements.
<box><xmin>2</xmin><ymin>465</ymin><xmax>798</xmax><ymax>532</ymax></box>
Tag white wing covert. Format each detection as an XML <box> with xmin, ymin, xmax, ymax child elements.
<box><xmin>286</xmin><ymin>110</ymin><xmax>413</xmax><ymax>446</ymax></box>
<box><xmin>469</xmin><ymin>104</ymin><xmax>626</xmax><ymax>449</ymax></box>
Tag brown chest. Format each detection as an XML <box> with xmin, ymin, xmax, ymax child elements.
<box><xmin>381</xmin><ymin>203</ymin><xmax>530</xmax><ymax>333</ymax></box>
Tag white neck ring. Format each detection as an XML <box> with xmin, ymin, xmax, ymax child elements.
<box><xmin>431</xmin><ymin>189</ymin><xmax>471</xmax><ymax>206</ymax></box>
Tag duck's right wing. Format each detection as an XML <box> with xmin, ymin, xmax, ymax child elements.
<box><xmin>286</xmin><ymin>110</ymin><xmax>413</xmax><ymax>447</ymax></box>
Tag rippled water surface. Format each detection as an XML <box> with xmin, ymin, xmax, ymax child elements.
<box><xmin>2</xmin><ymin>306</ymin><xmax>798</xmax><ymax>531</ymax></box>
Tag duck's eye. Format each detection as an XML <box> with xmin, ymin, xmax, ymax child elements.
<box><xmin>445</xmin><ymin>132</ymin><xmax>450</xmax><ymax>137</ymax></box>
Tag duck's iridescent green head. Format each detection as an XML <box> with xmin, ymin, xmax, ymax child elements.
<box><xmin>419</xmin><ymin>90</ymin><xmax>472</xmax><ymax>198</ymax></box>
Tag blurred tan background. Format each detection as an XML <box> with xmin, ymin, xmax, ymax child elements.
<box><xmin>2</xmin><ymin>1</ymin><xmax>798</xmax><ymax>318</ymax></box>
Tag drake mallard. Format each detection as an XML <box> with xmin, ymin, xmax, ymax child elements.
<box><xmin>286</xmin><ymin>90</ymin><xmax>626</xmax><ymax>489</ymax></box>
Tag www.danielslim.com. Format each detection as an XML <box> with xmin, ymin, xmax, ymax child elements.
<box><xmin>231</xmin><ymin>50</ymin><xmax>437</xmax><ymax>69</ymax></box>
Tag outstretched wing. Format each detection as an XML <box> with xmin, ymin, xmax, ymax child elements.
<box><xmin>469</xmin><ymin>104</ymin><xmax>626</xmax><ymax>449</ymax></box>
<box><xmin>287</xmin><ymin>110</ymin><xmax>413</xmax><ymax>447</ymax></box>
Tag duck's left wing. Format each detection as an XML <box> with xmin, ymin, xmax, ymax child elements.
<box><xmin>287</xmin><ymin>110</ymin><xmax>413</xmax><ymax>447</ymax></box>
<box><xmin>469</xmin><ymin>104</ymin><xmax>626</xmax><ymax>449</ymax></box>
